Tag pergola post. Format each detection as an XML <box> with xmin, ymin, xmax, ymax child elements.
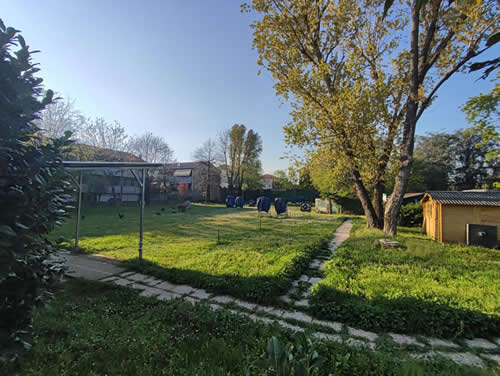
<box><xmin>139</xmin><ymin>168</ymin><xmax>146</xmax><ymax>260</ymax></box>
<box><xmin>75</xmin><ymin>171</ymin><xmax>83</xmax><ymax>250</ymax></box>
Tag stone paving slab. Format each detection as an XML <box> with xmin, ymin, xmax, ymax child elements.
<box><xmin>155</xmin><ymin>281</ymin><xmax>178</xmax><ymax>291</ymax></box>
<box><xmin>119</xmin><ymin>271</ymin><xmax>136</xmax><ymax>277</ymax></box>
<box><xmin>348</xmin><ymin>326</ymin><xmax>378</xmax><ymax>342</ymax></box>
<box><xmin>389</xmin><ymin>333</ymin><xmax>422</xmax><ymax>346</ymax></box>
<box><xmin>279</xmin><ymin>321</ymin><xmax>305</xmax><ymax>332</ymax></box>
<box><xmin>464</xmin><ymin>338</ymin><xmax>497</xmax><ymax>350</ymax></box>
<box><xmin>101</xmin><ymin>276</ymin><xmax>119</xmax><ymax>282</ymax></box>
<box><xmin>295</xmin><ymin>299</ymin><xmax>309</xmax><ymax>308</ymax></box>
<box><xmin>247</xmin><ymin>313</ymin><xmax>276</xmax><ymax>325</ymax></box>
<box><xmin>169</xmin><ymin>284</ymin><xmax>195</xmax><ymax>295</ymax></box>
<box><xmin>281</xmin><ymin>310</ymin><xmax>313</xmax><ymax>323</ymax></box>
<box><xmin>426</xmin><ymin>337</ymin><xmax>460</xmax><ymax>349</ymax></box>
<box><xmin>157</xmin><ymin>291</ymin><xmax>182</xmax><ymax>301</ymax></box>
<box><xmin>143</xmin><ymin>277</ymin><xmax>163</xmax><ymax>286</ymax></box>
<box><xmin>308</xmin><ymin>277</ymin><xmax>322</xmax><ymax>285</ymax></box>
<box><xmin>184</xmin><ymin>296</ymin><xmax>200</xmax><ymax>304</ymax></box>
<box><xmin>211</xmin><ymin>295</ymin><xmax>235</xmax><ymax>304</ymax></box>
<box><xmin>112</xmin><ymin>278</ymin><xmax>133</xmax><ymax>286</ymax></box>
<box><xmin>437</xmin><ymin>351</ymin><xmax>485</xmax><ymax>368</ymax></box>
<box><xmin>190</xmin><ymin>289</ymin><xmax>211</xmax><ymax>300</ymax></box>
<box><xmin>233</xmin><ymin>299</ymin><xmax>257</xmax><ymax>311</ymax></box>
<box><xmin>63</xmin><ymin>254</ymin><xmax>126</xmax><ymax>281</ymax></box>
<box><xmin>139</xmin><ymin>286</ymin><xmax>165</xmax><ymax>297</ymax></box>
<box><xmin>129</xmin><ymin>283</ymin><xmax>148</xmax><ymax>291</ymax></box>
<box><xmin>481</xmin><ymin>353</ymin><xmax>500</xmax><ymax>365</ymax></box>
<box><xmin>127</xmin><ymin>273</ymin><xmax>151</xmax><ymax>282</ymax></box>
<box><xmin>312</xmin><ymin>332</ymin><xmax>343</xmax><ymax>342</ymax></box>
<box><xmin>313</xmin><ymin>319</ymin><xmax>343</xmax><ymax>332</ymax></box>
<box><xmin>279</xmin><ymin>295</ymin><xmax>293</xmax><ymax>303</ymax></box>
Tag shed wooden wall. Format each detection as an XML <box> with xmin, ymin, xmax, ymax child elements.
<box><xmin>441</xmin><ymin>205</ymin><xmax>500</xmax><ymax>244</ymax></box>
<box><xmin>422</xmin><ymin>200</ymin><xmax>440</xmax><ymax>240</ymax></box>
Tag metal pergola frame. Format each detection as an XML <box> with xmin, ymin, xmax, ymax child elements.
<box><xmin>63</xmin><ymin>161</ymin><xmax>163</xmax><ymax>260</ymax></box>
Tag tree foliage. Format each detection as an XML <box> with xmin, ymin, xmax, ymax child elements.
<box><xmin>218</xmin><ymin>124</ymin><xmax>263</xmax><ymax>194</ymax></box>
<box><xmin>127</xmin><ymin>132</ymin><xmax>174</xmax><ymax>163</ymax></box>
<box><xmin>0</xmin><ymin>21</ymin><xmax>72</xmax><ymax>358</ymax></box>
<box><xmin>247</xmin><ymin>0</ymin><xmax>498</xmax><ymax>234</ymax></box>
<box><xmin>193</xmin><ymin>138</ymin><xmax>218</xmax><ymax>201</ymax></box>
<box><xmin>77</xmin><ymin>118</ymin><xmax>128</xmax><ymax>152</ymax></box>
<box><xmin>34</xmin><ymin>94</ymin><xmax>84</xmax><ymax>139</ymax></box>
<box><xmin>247</xmin><ymin>0</ymin><xmax>406</xmax><ymax>228</ymax></box>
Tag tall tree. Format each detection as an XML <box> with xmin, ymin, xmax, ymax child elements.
<box><xmin>127</xmin><ymin>132</ymin><xmax>174</xmax><ymax>163</ymax></box>
<box><xmin>77</xmin><ymin>118</ymin><xmax>128</xmax><ymax>151</ymax></box>
<box><xmin>249</xmin><ymin>0</ymin><xmax>498</xmax><ymax>232</ymax></box>
<box><xmin>247</xmin><ymin>0</ymin><xmax>405</xmax><ymax>228</ymax></box>
<box><xmin>219</xmin><ymin>124</ymin><xmax>263</xmax><ymax>194</ymax></box>
<box><xmin>413</xmin><ymin>133</ymin><xmax>456</xmax><ymax>190</ymax></box>
<box><xmin>453</xmin><ymin>125</ymin><xmax>500</xmax><ymax>190</ymax></box>
<box><xmin>273</xmin><ymin>169</ymin><xmax>293</xmax><ymax>190</ymax></box>
<box><xmin>462</xmin><ymin>73</ymin><xmax>500</xmax><ymax>164</ymax></box>
<box><xmin>35</xmin><ymin>94</ymin><xmax>84</xmax><ymax>139</ymax></box>
<box><xmin>192</xmin><ymin>138</ymin><xmax>218</xmax><ymax>201</ymax></box>
<box><xmin>383</xmin><ymin>0</ymin><xmax>498</xmax><ymax>235</ymax></box>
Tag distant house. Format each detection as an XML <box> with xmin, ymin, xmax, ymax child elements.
<box><xmin>403</xmin><ymin>192</ymin><xmax>424</xmax><ymax>205</ymax></box>
<box><xmin>64</xmin><ymin>143</ymin><xmax>145</xmax><ymax>203</ymax></box>
<box><xmin>162</xmin><ymin>162</ymin><xmax>221</xmax><ymax>201</ymax></box>
<box><xmin>262</xmin><ymin>174</ymin><xmax>275</xmax><ymax>190</ymax></box>
<box><xmin>421</xmin><ymin>191</ymin><xmax>500</xmax><ymax>246</ymax></box>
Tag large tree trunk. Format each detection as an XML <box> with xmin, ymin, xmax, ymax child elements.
<box><xmin>372</xmin><ymin>181</ymin><xmax>384</xmax><ymax>229</ymax></box>
<box><xmin>351</xmin><ymin>170</ymin><xmax>379</xmax><ymax>228</ymax></box>
<box><xmin>384</xmin><ymin>1</ymin><xmax>420</xmax><ymax>236</ymax></box>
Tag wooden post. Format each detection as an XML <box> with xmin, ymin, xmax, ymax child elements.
<box><xmin>139</xmin><ymin>168</ymin><xmax>146</xmax><ymax>260</ymax></box>
<box><xmin>75</xmin><ymin>171</ymin><xmax>83</xmax><ymax>250</ymax></box>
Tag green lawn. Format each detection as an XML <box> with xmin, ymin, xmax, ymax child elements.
<box><xmin>1</xmin><ymin>280</ymin><xmax>492</xmax><ymax>376</ymax></box>
<box><xmin>52</xmin><ymin>203</ymin><xmax>343</xmax><ymax>302</ymax></box>
<box><xmin>310</xmin><ymin>219</ymin><xmax>500</xmax><ymax>339</ymax></box>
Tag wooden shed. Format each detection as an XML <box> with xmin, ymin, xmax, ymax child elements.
<box><xmin>421</xmin><ymin>191</ymin><xmax>500</xmax><ymax>246</ymax></box>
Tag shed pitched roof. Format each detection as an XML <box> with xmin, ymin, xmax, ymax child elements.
<box><xmin>422</xmin><ymin>191</ymin><xmax>500</xmax><ymax>206</ymax></box>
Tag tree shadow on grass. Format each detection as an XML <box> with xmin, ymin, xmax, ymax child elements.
<box><xmin>309</xmin><ymin>285</ymin><xmax>500</xmax><ymax>340</ymax></box>
<box><xmin>122</xmin><ymin>256</ymin><xmax>313</xmax><ymax>306</ymax></box>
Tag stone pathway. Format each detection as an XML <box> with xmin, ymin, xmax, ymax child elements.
<box><xmin>61</xmin><ymin>224</ymin><xmax>500</xmax><ymax>370</ymax></box>
<box><xmin>279</xmin><ymin>220</ymin><xmax>353</xmax><ymax>306</ymax></box>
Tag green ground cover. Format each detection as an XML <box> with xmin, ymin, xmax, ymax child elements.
<box><xmin>310</xmin><ymin>219</ymin><xmax>500</xmax><ymax>339</ymax></box>
<box><xmin>52</xmin><ymin>204</ymin><xmax>342</xmax><ymax>303</ymax></box>
<box><xmin>2</xmin><ymin>280</ymin><xmax>493</xmax><ymax>376</ymax></box>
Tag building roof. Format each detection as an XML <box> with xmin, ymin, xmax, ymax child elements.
<box><xmin>62</xmin><ymin>161</ymin><xmax>163</xmax><ymax>171</ymax></box>
<box><xmin>262</xmin><ymin>174</ymin><xmax>275</xmax><ymax>179</ymax></box>
<box><xmin>164</xmin><ymin>161</ymin><xmax>218</xmax><ymax>170</ymax></box>
<box><xmin>65</xmin><ymin>143</ymin><xmax>144</xmax><ymax>163</ymax></box>
<box><xmin>404</xmin><ymin>192</ymin><xmax>424</xmax><ymax>198</ymax></box>
<box><xmin>422</xmin><ymin>191</ymin><xmax>500</xmax><ymax>207</ymax></box>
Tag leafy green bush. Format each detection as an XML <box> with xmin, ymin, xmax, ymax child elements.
<box><xmin>0</xmin><ymin>20</ymin><xmax>72</xmax><ymax>359</ymax></box>
<box><xmin>399</xmin><ymin>202</ymin><xmax>423</xmax><ymax>227</ymax></box>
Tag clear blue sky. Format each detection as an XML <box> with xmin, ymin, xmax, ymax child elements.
<box><xmin>3</xmin><ymin>1</ymin><xmax>497</xmax><ymax>173</ymax></box>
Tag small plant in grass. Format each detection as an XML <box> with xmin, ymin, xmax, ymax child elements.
<box><xmin>0</xmin><ymin>20</ymin><xmax>73</xmax><ymax>360</ymax></box>
<box><xmin>245</xmin><ymin>334</ymin><xmax>326</xmax><ymax>376</ymax></box>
